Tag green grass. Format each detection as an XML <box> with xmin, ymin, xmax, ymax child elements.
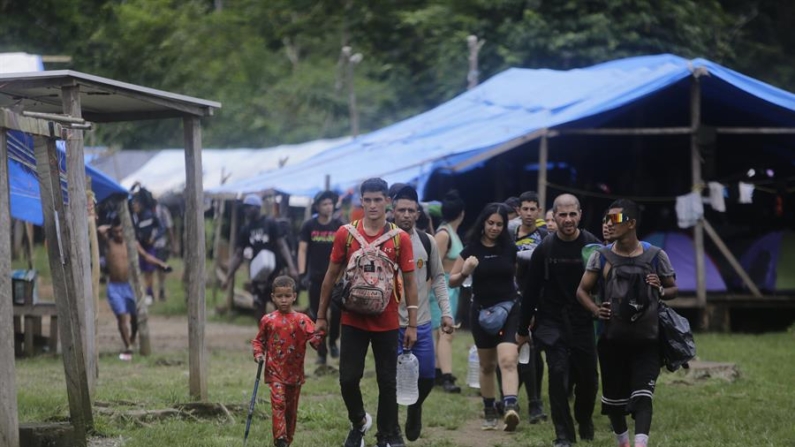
<box><xmin>15</xmin><ymin>330</ymin><xmax>795</xmax><ymax>446</ymax></box>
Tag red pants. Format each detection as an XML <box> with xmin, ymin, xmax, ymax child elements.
<box><xmin>269</xmin><ymin>382</ymin><xmax>301</xmax><ymax>444</ymax></box>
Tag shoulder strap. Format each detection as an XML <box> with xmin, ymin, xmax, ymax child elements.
<box><xmin>417</xmin><ymin>230</ymin><xmax>432</xmax><ymax>281</ymax></box>
<box><xmin>541</xmin><ymin>234</ymin><xmax>554</xmax><ymax>281</ymax></box>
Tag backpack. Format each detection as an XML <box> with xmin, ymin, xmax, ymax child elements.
<box><xmin>598</xmin><ymin>244</ymin><xmax>662</xmax><ymax>342</ymax></box>
<box><xmin>341</xmin><ymin>221</ymin><xmax>403</xmax><ymax>315</ymax></box>
<box><xmin>416</xmin><ymin>230</ymin><xmax>432</xmax><ymax>282</ymax></box>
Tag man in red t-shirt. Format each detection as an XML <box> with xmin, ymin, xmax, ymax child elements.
<box><xmin>316</xmin><ymin>178</ymin><xmax>418</xmax><ymax>447</ymax></box>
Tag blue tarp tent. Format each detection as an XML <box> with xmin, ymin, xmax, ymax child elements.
<box><xmin>6</xmin><ymin>130</ymin><xmax>128</xmax><ymax>225</ymax></box>
<box><xmin>209</xmin><ymin>53</ymin><xmax>795</xmax><ymax>199</ymax></box>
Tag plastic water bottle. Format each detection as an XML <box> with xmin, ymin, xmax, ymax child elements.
<box><xmin>396</xmin><ymin>351</ymin><xmax>419</xmax><ymax>406</ymax></box>
<box><xmin>518</xmin><ymin>343</ymin><xmax>531</xmax><ymax>364</ymax></box>
<box><xmin>466</xmin><ymin>345</ymin><xmax>480</xmax><ymax>389</ymax></box>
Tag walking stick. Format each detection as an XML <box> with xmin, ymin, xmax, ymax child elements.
<box><xmin>243</xmin><ymin>359</ymin><xmax>264</xmax><ymax>447</ymax></box>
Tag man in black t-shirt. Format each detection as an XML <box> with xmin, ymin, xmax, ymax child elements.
<box><xmin>516</xmin><ymin>194</ymin><xmax>601</xmax><ymax>447</ymax></box>
<box><xmin>298</xmin><ymin>190</ymin><xmax>343</xmax><ymax>364</ymax></box>
<box><xmin>223</xmin><ymin>194</ymin><xmax>298</xmax><ymax>318</ymax></box>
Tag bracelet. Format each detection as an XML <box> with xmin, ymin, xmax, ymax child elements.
<box><xmin>408</xmin><ymin>325</ymin><xmax>417</xmax><ymax>328</ymax></box>
<box><xmin>406</xmin><ymin>305</ymin><xmax>419</xmax><ymax>310</ymax></box>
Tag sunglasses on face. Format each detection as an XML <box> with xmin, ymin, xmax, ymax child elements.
<box><xmin>602</xmin><ymin>213</ymin><xmax>631</xmax><ymax>225</ymax></box>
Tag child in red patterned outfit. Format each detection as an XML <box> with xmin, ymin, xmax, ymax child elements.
<box><xmin>252</xmin><ymin>276</ymin><xmax>324</xmax><ymax>447</ymax></box>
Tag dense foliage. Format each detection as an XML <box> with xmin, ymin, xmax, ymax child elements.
<box><xmin>2</xmin><ymin>0</ymin><xmax>793</xmax><ymax>148</ymax></box>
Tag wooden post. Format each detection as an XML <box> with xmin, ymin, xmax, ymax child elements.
<box><xmin>703</xmin><ymin>219</ymin><xmax>763</xmax><ymax>298</ymax></box>
<box><xmin>33</xmin><ymin>135</ymin><xmax>92</xmax><ymax>445</ymax></box>
<box><xmin>117</xmin><ymin>200</ymin><xmax>151</xmax><ymax>356</ymax></box>
<box><xmin>538</xmin><ymin>133</ymin><xmax>549</xmax><ymax>210</ymax></box>
<box><xmin>690</xmin><ymin>75</ymin><xmax>707</xmax><ymax>309</ymax></box>
<box><xmin>62</xmin><ymin>85</ymin><xmax>96</xmax><ymax>396</ymax></box>
<box><xmin>86</xmin><ymin>181</ymin><xmax>100</xmax><ymax>379</ymax></box>
<box><xmin>183</xmin><ymin>116</ymin><xmax>207</xmax><ymax>401</ymax></box>
<box><xmin>24</xmin><ymin>223</ymin><xmax>34</xmax><ymax>270</ymax></box>
<box><xmin>225</xmin><ymin>199</ymin><xmax>238</xmax><ymax>312</ymax></box>
<box><xmin>211</xmin><ymin>199</ymin><xmax>226</xmax><ymax>306</ymax></box>
<box><xmin>0</xmin><ymin>129</ymin><xmax>21</xmax><ymax>447</ymax></box>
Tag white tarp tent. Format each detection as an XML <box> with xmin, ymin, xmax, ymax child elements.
<box><xmin>119</xmin><ymin>136</ymin><xmax>351</xmax><ymax>197</ymax></box>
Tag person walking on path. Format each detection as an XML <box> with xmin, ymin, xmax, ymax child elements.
<box><xmin>513</xmin><ymin>191</ymin><xmax>549</xmax><ymax>423</ymax></box>
<box><xmin>298</xmin><ymin>190</ymin><xmax>343</xmax><ymax>364</ymax></box>
<box><xmin>315</xmin><ymin>178</ymin><xmax>419</xmax><ymax>447</ymax></box>
<box><xmin>576</xmin><ymin>199</ymin><xmax>678</xmax><ymax>447</ymax></box>
<box><xmin>99</xmin><ymin>219</ymin><xmax>170</xmax><ymax>360</ymax></box>
<box><xmin>429</xmin><ymin>190</ymin><xmax>466</xmax><ymax>393</ymax></box>
<box><xmin>516</xmin><ymin>194</ymin><xmax>601</xmax><ymax>447</ymax></box>
<box><xmin>391</xmin><ymin>184</ymin><xmax>455</xmax><ymax>441</ymax></box>
<box><xmin>449</xmin><ymin>203</ymin><xmax>522</xmax><ymax>432</ymax></box>
<box><xmin>252</xmin><ymin>276</ymin><xmax>325</xmax><ymax>447</ymax></box>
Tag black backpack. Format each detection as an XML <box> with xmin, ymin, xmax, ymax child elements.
<box><xmin>598</xmin><ymin>245</ymin><xmax>661</xmax><ymax>342</ymax></box>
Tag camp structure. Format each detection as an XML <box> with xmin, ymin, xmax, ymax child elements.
<box><xmin>0</xmin><ymin>70</ymin><xmax>220</xmax><ymax>447</ymax></box>
<box><xmin>738</xmin><ymin>231</ymin><xmax>795</xmax><ymax>293</ymax></box>
<box><xmin>213</xmin><ymin>54</ymin><xmax>795</xmax><ymax>325</ymax></box>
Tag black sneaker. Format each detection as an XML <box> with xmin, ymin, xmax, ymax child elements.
<box><xmin>529</xmin><ymin>400</ymin><xmax>548</xmax><ymax>424</ymax></box>
<box><xmin>329</xmin><ymin>342</ymin><xmax>340</xmax><ymax>359</ymax></box>
<box><xmin>343</xmin><ymin>413</ymin><xmax>372</xmax><ymax>447</ymax></box>
<box><xmin>375</xmin><ymin>436</ymin><xmax>406</xmax><ymax>447</ymax></box>
<box><xmin>482</xmin><ymin>406</ymin><xmax>498</xmax><ymax>430</ymax></box>
<box><xmin>553</xmin><ymin>439</ymin><xmax>573</xmax><ymax>447</ymax></box>
<box><xmin>579</xmin><ymin>420</ymin><xmax>594</xmax><ymax>441</ymax></box>
<box><xmin>405</xmin><ymin>404</ymin><xmax>422</xmax><ymax>441</ymax></box>
<box><xmin>441</xmin><ymin>374</ymin><xmax>461</xmax><ymax>394</ymax></box>
<box><xmin>503</xmin><ymin>403</ymin><xmax>520</xmax><ymax>432</ymax></box>
<box><xmin>315</xmin><ymin>355</ymin><xmax>327</xmax><ymax>365</ymax></box>
<box><xmin>274</xmin><ymin>438</ymin><xmax>289</xmax><ymax>447</ymax></box>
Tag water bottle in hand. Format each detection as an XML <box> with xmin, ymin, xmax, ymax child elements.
<box><xmin>396</xmin><ymin>351</ymin><xmax>419</xmax><ymax>405</ymax></box>
<box><xmin>466</xmin><ymin>345</ymin><xmax>480</xmax><ymax>389</ymax></box>
<box><xmin>518</xmin><ymin>343</ymin><xmax>531</xmax><ymax>364</ymax></box>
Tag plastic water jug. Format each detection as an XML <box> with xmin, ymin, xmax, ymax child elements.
<box><xmin>466</xmin><ymin>345</ymin><xmax>480</xmax><ymax>389</ymax></box>
<box><xmin>396</xmin><ymin>351</ymin><xmax>419</xmax><ymax>405</ymax></box>
<box><xmin>518</xmin><ymin>343</ymin><xmax>531</xmax><ymax>364</ymax></box>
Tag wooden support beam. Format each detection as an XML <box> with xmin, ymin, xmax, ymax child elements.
<box><xmin>33</xmin><ymin>135</ymin><xmax>92</xmax><ymax>445</ymax></box>
<box><xmin>690</xmin><ymin>75</ymin><xmax>707</xmax><ymax>310</ymax></box>
<box><xmin>211</xmin><ymin>199</ymin><xmax>226</xmax><ymax>306</ymax></box>
<box><xmin>703</xmin><ymin>219</ymin><xmax>763</xmax><ymax>298</ymax></box>
<box><xmin>0</xmin><ymin>108</ymin><xmax>66</xmax><ymax>136</ymax></box>
<box><xmin>87</xmin><ymin>180</ymin><xmax>101</xmax><ymax>379</ymax></box>
<box><xmin>0</xmin><ymin>129</ymin><xmax>21</xmax><ymax>447</ymax></box>
<box><xmin>451</xmin><ymin>129</ymin><xmax>545</xmax><ymax>172</ymax></box>
<box><xmin>225</xmin><ymin>200</ymin><xmax>239</xmax><ymax>312</ymax></box>
<box><xmin>184</xmin><ymin>116</ymin><xmax>208</xmax><ymax>401</ymax></box>
<box><xmin>538</xmin><ymin>133</ymin><xmax>549</xmax><ymax>210</ymax></box>
<box><xmin>116</xmin><ymin>200</ymin><xmax>151</xmax><ymax>356</ymax></box>
<box><xmin>548</xmin><ymin>127</ymin><xmax>692</xmax><ymax>137</ymax></box>
<box><xmin>62</xmin><ymin>85</ymin><xmax>96</xmax><ymax>397</ymax></box>
<box><xmin>716</xmin><ymin>127</ymin><xmax>795</xmax><ymax>134</ymax></box>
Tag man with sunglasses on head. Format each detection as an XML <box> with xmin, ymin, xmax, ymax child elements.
<box><xmin>516</xmin><ymin>193</ymin><xmax>601</xmax><ymax>447</ymax></box>
<box><xmin>576</xmin><ymin>200</ymin><xmax>677</xmax><ymax>447</ymax></box>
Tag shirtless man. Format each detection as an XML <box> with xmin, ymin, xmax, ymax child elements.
<box><xmin>100</xmin><ymin>220</ymin><xmax>170</xmax><ymax>360</ymax></box>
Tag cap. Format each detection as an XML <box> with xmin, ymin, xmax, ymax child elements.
<box><xmin>242</xmin><ymin>194</ymin><xmax>263</xmax><ymax>208</ymax></box>
<box><xmin>313</xmin><ymin>190</ymin><xmax>339</xmax><ymax>208</ymax></box>
<box><xmin>391</xmin><ymin>184</ymin><xmax>419</xmax><ymax>203</ymax></box>
<box><xmin>388</xmin><ymin>182</ymin><xmax>407</xmax><ymax>199</ymax></box>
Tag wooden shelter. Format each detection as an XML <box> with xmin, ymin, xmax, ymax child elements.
<box><xmin>0</xmin><ymin>71</ymin><xmax>220</xmax><ymax>447</ymax></box>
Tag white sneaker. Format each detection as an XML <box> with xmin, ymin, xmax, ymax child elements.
<box><xmin>119</xmin><ymin>351</ymin><xmax>133</xmax><ymax>361</ymax></box>
<box><xmin>145</xmin><ymin>295</ymin><xmax>154</xmax><ymax>306</ymax></box>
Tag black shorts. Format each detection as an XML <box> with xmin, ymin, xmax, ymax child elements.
<box><xmin>154</xmin><ymin>247</ymin><xmax>170</xmax><ymax>263</ymax></box>
<box><xmin>598</xmin><ymin>338</ymin><xmax>660</xmax><ymax>416</ymax></box>
<box><xmin>470</xmin><ymin>299</ymin><xmax>520</xmax><ymax>349</ymax></box>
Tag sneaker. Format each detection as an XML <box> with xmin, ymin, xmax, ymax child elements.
<box><xmin>494</xmin><ymin>400</ymin><xmax>505</xmax><ymax>416</ymax></box>
<box><xmin>119</xmin><ymin>350</ymin><xmax>133</xmax><ymax>361</ymax></box>
<box><xmin>529</xmin><ymin>400</ymin><xmax>548</xmax><ymax>424</ymax></box>
<box><xmin>503</xmin><ymin>403</ymin><xmax>520</xmax><ymax>432</ymax></box>
<box><xmin>329</xmin><ymin>343</ymin><xmax>340</xmax><ymax>359</ymax></box>
<box><xmin>482</xmin><ymin>407</ymin><xmax>498</xmax><ymax>431</ymax></box>
<box><xmin>553</xmin><ymin>440</ymin><xmax>572</xmax><ymax>447</ymax></box>
<box><xmin>344</xmin><ymin>413</ymin><xmax>372</xmax><ymax>447</ymax></box>
<box><xmin>145</xmin><ymin>295</ymin><xmax>154</xmax><ymax>306</ymax></box>
<box><xmin>375</xmin><ymin>435</ymin><xmax>405</xmax><ymax>447</ymax></box>
<box><xmin>315</xmin><ymin>355</ymin><xmax>327</xmax><ymax>365</ymax></box>
<box><xmin>274</xmin><ymin>438</ymin><xmax>289</xmax><ymax>447</ymax></box>
<box><xmin>405</xmin><ymin>405</ymin><xmax>422</xmax><ymax>441</ymax></box>
<box><xmin>441</xmin><ymin>374</ymin><xmax>461</xmax><ymax>394</ymax></box>
<box><xmin>579</xmin><ymin>420</ymin><xmax>594</xmax><ymax>441</ymax></box>
<box><xmin>158</xmin><ymin>290</ymin><xmax>167</xmax><ymax>302</ymax></box>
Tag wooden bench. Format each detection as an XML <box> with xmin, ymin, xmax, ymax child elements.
<box><xmin>13</xmin><ymin>303</ymin><xmax>58</xmax><ymax>356</ymax></box>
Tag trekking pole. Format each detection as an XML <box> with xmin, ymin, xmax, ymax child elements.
<box><xmin>243</xmin><ymin>359</ymin><xmax>264</xmax><ymax>447</ymax></box>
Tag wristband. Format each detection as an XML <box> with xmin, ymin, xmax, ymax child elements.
<box><xmin>406</xmin><ymin>305</ymin><xmax>419</xmax><ymax>310</ymax></box>
<box><xmin>408</xmin><ymin>325</ymin><xmax>417</xmax><ymax>328</ymax></box>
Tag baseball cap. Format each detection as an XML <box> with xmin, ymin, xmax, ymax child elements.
<box><xmin>391</xmin><ymin>184</ymin><xmax>419</xmax><ymax>203</ymax></box>
<box><xmin>313</xmin><ymin>190</ymin><xmax>339</xmax><ymax>208</ymax></box>
<box><xmin>242</xmin><ymin>194</ymin><xmax>263</xmax><ymax>208</ymax></box>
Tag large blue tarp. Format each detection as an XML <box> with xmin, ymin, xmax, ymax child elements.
<box><xmin>6</xmin><ymin>130</ymin><xmax>128</xmax><ymax>225</ymax></box>
<box><xmin>209</xmin><ymin>54</ymin><xmax>795</xmax><ymax>199</ymax></box>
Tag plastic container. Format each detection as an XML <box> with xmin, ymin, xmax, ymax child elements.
<box><xmin>518</xmin><ymin>343</ymin><xmax>531</xmax><ymax>364</ymax></box>
<box><xmin>396</xmin><ymin>351</ymin><xmax>419</xmax><ymax>405</ymax></box>
<box><xmin>466</xmin><ymin>345</ymin><xmax>481</xmax><ymax>389</ymax></box>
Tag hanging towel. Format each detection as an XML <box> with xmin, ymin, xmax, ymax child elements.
<box><xmin>738</xmin><ymin>182</ymin><xmax>755</xmax><ymax>204</ymax></box>
<box><xmin>676</xmin><ymin>191</ymin><xmax>704</xmax><ymax>228</ymax></box>
<box><xmin>708</xmin><ymin>182</ymin><xmax>726</xmax><ymax>212</ymax></box>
